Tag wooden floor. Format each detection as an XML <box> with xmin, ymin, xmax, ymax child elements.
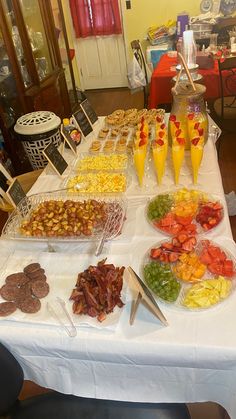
<box><xmin>1</xmin><ymin>88</ymin><xmax>235</xmax><ymax>418</ymax></box>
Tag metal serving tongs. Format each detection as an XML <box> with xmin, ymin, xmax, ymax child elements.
<box><xmin>47</xmin><ymin>297</ymin><xmax>77</xmax><ymax>337</ymax></box>
<box><xmin>128</xmin><ymin>267</ymin><xmax>168</xmax><ymax>327</ymax></box>
<box><xmin>95</xmin><ymin>212</ymin><xmax>112</xmax><ymax>256</ymax></box>
<box><xmin>29</xmin><ymin>182</ymin><xmax>89</xmax><ymax>196</ymax></box>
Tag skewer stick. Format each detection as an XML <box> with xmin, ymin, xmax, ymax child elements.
<box><xmin>177</xmin><ymin>52</ymin><xmax>196</xmax><ymax>92</ymax></box>
<box><xmin>173</xmin><ymin>66</ymin><xmax>183</xmax><ymax>93</ymax></box>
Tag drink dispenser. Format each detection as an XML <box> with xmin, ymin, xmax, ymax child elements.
<box><xmin>169</xmin><ymin>82</ymin><xmax>208</xmax><ymax>150</ymax></box>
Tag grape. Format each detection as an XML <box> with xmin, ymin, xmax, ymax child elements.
<box><xmin>143</xmin><ymin>262</ymin><xmax>181</xmax><ymax>302</ymax></box>
<box><xmin>147</xmin><ymin>194</ymin><xmax>173</xmax><ymax>221</ymax></box>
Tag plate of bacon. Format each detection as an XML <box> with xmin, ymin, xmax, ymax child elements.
<box><xmin>69</xmin><ymin>258</ymin><xmax>127</xmax><ymax>326</ymax></box>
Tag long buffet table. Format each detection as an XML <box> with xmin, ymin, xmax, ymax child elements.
<box><xmin>1</xmin><ymin>117</ymin><xmax>236</xmax><ymax>418</ymax></box>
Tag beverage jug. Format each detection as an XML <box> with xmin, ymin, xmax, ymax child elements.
<box><xmin>169</xmin><ymin>83</ymin><xmax>208</xmax><ymax>149</ymax></box>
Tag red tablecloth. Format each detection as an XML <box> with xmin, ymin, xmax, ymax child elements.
<box><xmin>149</xmin><ymin>54</ymin><xmax>221</xmax><ymax>108</ymax></box>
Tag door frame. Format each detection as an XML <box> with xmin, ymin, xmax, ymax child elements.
<box><xmin>70</xmin><ymin>0</ymin><xmax>129</xmax><ymax>91</ymax></box>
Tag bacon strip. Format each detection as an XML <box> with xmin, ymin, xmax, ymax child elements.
<box><xmin>70</xmin><ymin>259</ymin><xmax>125</xmax><ymax>322</ymax></box>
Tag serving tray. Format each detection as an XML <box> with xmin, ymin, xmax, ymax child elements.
<box><xmin>1</xmin><ymin>192</ymin><xmax>126</xmax><ymax>242</ymax></box>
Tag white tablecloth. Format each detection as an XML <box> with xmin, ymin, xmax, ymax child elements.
<box><xmin>1</xmin><ymin>118</ymin><xmax>236</xmax><ymax>418</ymax></box>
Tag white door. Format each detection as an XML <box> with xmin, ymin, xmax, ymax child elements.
<box><xmin>74</xmin><ymin>34</ymin><xmax>128</xmax><ymax>89</ymax></box>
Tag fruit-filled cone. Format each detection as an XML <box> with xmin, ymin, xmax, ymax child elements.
<box><xmin>191</xmin><ymin>144</ymin><xmax>203</xmax><ymax>185</ymax></box>
<box><xmin>152</xmin><ymin>144</ymin><xmax>167</xmax><ymax>185</ymax></box>
<box><xmin>133</xmin><ymin>147</ymin><xmax>146</xmax><ymax>186</ymax></box>
<box><xmin>172</xmin><ymin>145</ymin><xmax>184</xmax><ymax>185</ymax></box>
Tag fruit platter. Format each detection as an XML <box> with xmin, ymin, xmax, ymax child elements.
<box><xmin>146</xmin><ymin>188</ymin><xmax>224</xmax><ymax>235</ymax></box>
<box><xmin>1</xmin><ymin>193</ymin><xmax>126</xmax><ymax>242</ymax></box>
<box><xmin>143</xmin><ymin>238</ymin><xmax>235</xmax><ymax>310</ymax></box>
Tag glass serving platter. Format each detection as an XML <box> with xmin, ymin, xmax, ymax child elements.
<box><xmin>74</xmin><ymin>152</ymin><xmax>129</xmax><ymax>172</ymax></box>
<box><xmin>1</xmin><ymin>193</ymin><xmax>127</xmax><ymax>242</ymax></box>
<box><xmin>142</xmin><ymin>238</ymin><xmax>236</xmax><ymax>311</ymax></box>
<box><xmin>146</xmin><ymin>188</ymin><xmax>224</xmax><ymax>236</ymax></box>
<box><xmin>65</xmin><ymin>170</ymin><xmax>128</xmax><ymax>194</ymax></box>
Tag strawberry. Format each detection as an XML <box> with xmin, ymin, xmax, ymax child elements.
<box><xmin>176</xmin><ymin>138</ymin><xmax>185</xmax><ymax>145</ymax></box>
<box><xmin>182</xmin><ymin>237</ymin><xmax>197</xmax><ymax>252</ymax></box>
<box><xmin>174</xmin><ymin>121</ymin><xmax>180</xmax><ymax>128</ymax></box>
<box><xmin>213</xmin><ymin>202</ymin><xmax>223</xmax><ymax>210</ymax></box>
<box><xmin>169</xmin><ymin>114</ymin><xmax>176</xmax><ymax>122</ymax></box>
<box><xmin>156</xmin><ymin>116</ymin><xmax>162</xmax><ymax>123</ymax></box>
<box><xmin>139</xmin><ymin>138</ymin><xmax>146</xmax><ymax>147</ymax></box>
<box><xmin>160</xmin><ymin>253</ymin><xmax>169</xmax><ymax>263</ymax></box>
<box><xmin>169</xmin><ymin>252</ymin><xmax>179</xmax><ymax>262</ymax></box>
<box><xmin>188</xmin><ymin>113</ymin><xmax>194</xmax><ymax>120</ymax></box>
<box><xmin>198</xmin><ymin>128</ymin><xmax>204</xmax><ymax>136</ymax></box>
<box><xmin>156</xmin><ymin>139</ymin><xmax>164</xmax><ymax>146</ymax></box>
<box><xmin>208</xmin><ymin>218</ymin><xmax>217</xmax><ymax>226</ymax></box>
<box><xmin>194</xmin><ymin>122</ymin><xmax>200</xmax><ymax>130</ymax></box>
<box><xmin>172</xmin><ymin>237</ymin><xmax>181</xmax><ymax>247</ymax></box>
<box><xmin>140</xmin><ymin>131</ymin><xmax>147</xmax><ymax>140</ymax></box>
<box><xmin>159</xmin><ymin>131</ymin><xmax>165</xmax><ymax>138</ymax></box>
<box><xmin>162</xmin><ymin>242</ymin><xmax>173</xmax><ymax>250</ymax></box>
<box><xmin>177</xmin><ymin>233</ymin><xmax>188</xmax><ymax>243</ymax></box>
<box><xmin>191</xmin><ymin>137</ymin><xmax>200</xmax><ymax>146</ymax></box>
<box><xmin>150</xmin><ymin>248</ymin><xmax>162</xmax><ymax>259</ymax></box>
<box><xmin>160</xmin><ymin>123</ymin><xmax>166</xmax><ymax>130</ymax></box>
<box><xmin>175</xmin><ymin>129</ymin><xmax>181</xmax><ymax>137</ymax></box>
<box><xmin>184</xmin><ymin>224</ymin><xmax>197</xmax><ymax>234</ymax></box>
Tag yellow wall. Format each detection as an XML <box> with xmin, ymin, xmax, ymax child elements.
<box><xmin>120</xmin><ymin>0</ymin><xmax>201</xmax><ymax>53</ymax></box>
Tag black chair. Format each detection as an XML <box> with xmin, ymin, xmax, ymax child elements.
<box><xmin>216</xmin><ymin>56</ymin><xmax>236</xmax><ymax>119</ymax></box>
<box><xmin>131</xmin><ymin>40</ymin><xmax>150</xmax><ymax>108</ymax></box>
<box><xmin>0</xmin><ymin>342</ymin><xmax>191</xmax><ymax>419</ymax></box>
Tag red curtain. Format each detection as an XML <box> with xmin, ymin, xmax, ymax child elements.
<box><xmin>69</xmin><ymin>0</ymin><xmax>122</xmax><ymax>38</ymax></box>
